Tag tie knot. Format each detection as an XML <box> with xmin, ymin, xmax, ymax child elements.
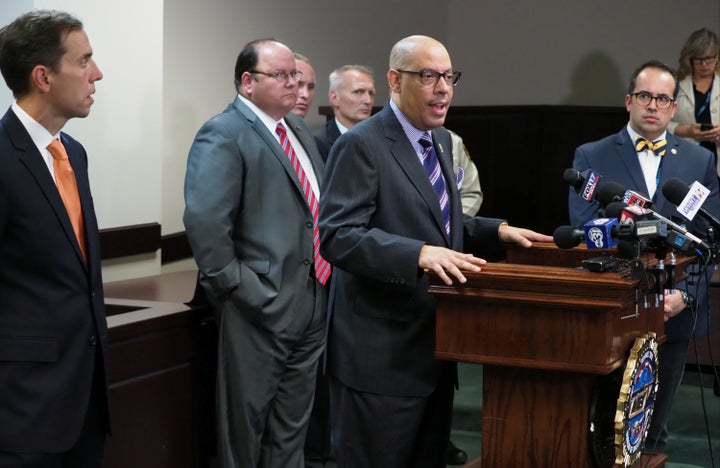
<box><xmin>276</xmin><ymin>122</ymin><xmax>287</xmax><ymax>138</ymax></box>
<box><xmin>635</xmin><ymin>137</ymin><xmax>667</xmax><ymax>156</ymax></box>
<box><xmin>418</xmin><ymin>133</ymin><xmax>433</xmax><ymax>150</ymax></box>
<box><xmin>47</xmin><ymin>139</ymin><xmax>68</xmax><ymax>161</ymax></box>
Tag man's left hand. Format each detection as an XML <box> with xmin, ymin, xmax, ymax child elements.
<box><xmin>499</xmin><ymin>224</ymin><xmax>554</xmax><ymax>248</ymax></box>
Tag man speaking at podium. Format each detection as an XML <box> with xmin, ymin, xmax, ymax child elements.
<box><xmin>568</xmin><ymin>60</ymin><xmax>720</xmax><ymax>454</ymax></box>
<box><xmin>319</xmin><ymin>35</ymin><xmax>551</xmax><ymax>468</ymax></box>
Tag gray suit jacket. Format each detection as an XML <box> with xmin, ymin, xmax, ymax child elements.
<box><xmin>568</xmin><ymin>128</ymin><xmax>720</xmax><ymax>340</ymax></box>
<box><xmin>184</xmin><ymin>96</ymin><xmax>326</xmax><ymax>332</ymax></box>
<box><xmin>319</xmin><ymin>103</ymin><xmax>504</xmax><ymax>397</ymax></box>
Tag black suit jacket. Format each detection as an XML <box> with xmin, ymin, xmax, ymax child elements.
<box><xmin>319</xmin><ymin>104</ymin><xmax>504</xmax><ymax>397</ymax></box>
<box><xmin>0</xmin><ymin>108</ymin><xmax>109</xmax><ymax>452</ymax></box>
<box><xmin>313</xmin><ymin>119</ymin><xmax>342</xmax><ymax>162</ymax></box>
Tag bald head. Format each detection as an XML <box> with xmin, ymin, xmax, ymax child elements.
<box><xmin>389</xmin><ymin>35</ymin><xmax>449</xmax><ymax>70</ymax></box>
<box><xmin>387</xmin><ymin>35</ymin><xmax>454</xmax><ymax>131</ymax></box>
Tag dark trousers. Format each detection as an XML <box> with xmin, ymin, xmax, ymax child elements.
<box><xmin>304</xmin><ymin>366</ymin><xmax>331</xmax><ymax>467</ymax></box>
<box><xmin>328</xmin><ymin>363</ymin><xmax>455</xmax><ymax>468</ymax></box>
<box><xmin>0</xmin><ymin>377</ymin><xmax>106</xmax><ymax>468</ymax></box>
<box><xmin>644</xmin><ymin>339</ymin><xmax>690</xmax><ymax>452</ymax></box>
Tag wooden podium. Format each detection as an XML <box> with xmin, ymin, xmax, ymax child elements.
<box><xmin>430</xmin><ymin>242</ymin><xmax>684</xmax><ymax>467</ymax></box>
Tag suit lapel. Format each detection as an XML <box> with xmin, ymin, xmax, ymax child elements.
<box><xmin>286</xmin><ymin>113</ymin><xmax>325</xmax><ymax>188</ymax></box>
<box><xmin>328</xmin><ymin>121</ymin><xmax>341</xmax><ymax>147</ymax></box>
<box><xmin>3</xmin><ymin>110</ymin><xmax>87</xmax><ymax>268</ymax></box>
<box><xmin>614</xmin><ymin>130</ymin><xmax>649</xmax><ymax>194</ymax></box>
<box><xmin>233</xmin><ymin>98</ymin><xmax>322</xmax><ymax>207</ymax></box>
<box><xmin>381</xmin><ymin>107</ymin><xmax>451</xmax><ymax>244</ymax></box>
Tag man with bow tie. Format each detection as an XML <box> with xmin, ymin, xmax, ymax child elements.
<box><xmin>568</xmin><ymin>59</ymin><xmax>720</xmax><ymax>454</ymax></box>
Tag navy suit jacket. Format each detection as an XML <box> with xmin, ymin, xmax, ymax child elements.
<box><xmin>319</xmin><ymin>103</ymin><xmax>504</xmax><ymax>397</ymax></box>
<box><xmin>0</xmin><ymin>108</ymin><xmax>108</xmax><ymax>452</ymax></box>
<box><xmin>568</xmin><ymin>127</ymin><xmax>720</xmax><ymax>340</ymax></box>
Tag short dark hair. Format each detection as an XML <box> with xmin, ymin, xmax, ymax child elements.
<box><xmin>0</xmin><ymin>10</ymin><xmax>83</xmax><ymax>98</ymax></box>
<box><xmin>233</xmin><ymin>38</ymin><xmax>278</xmax><ymax>90</ymax></box>
<box><xmin>627</xmin><ymin>60</ymin><xmax>679</xmax><ymax>100</ymax></box>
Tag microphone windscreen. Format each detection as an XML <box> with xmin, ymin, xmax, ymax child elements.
<box><xmin>595</xmin><ymin>181</ymin><xmax>626</xmax><ymax>207</ymax></box>
<box><xmin>563</xmin><ymin>168</ymin><xmax>581</xmax><ymax>189</ymax></box>
<box><xmin>604</xmin><ymin>201</ymin><xmax>627</xmax><ymax>219</ymax></box>
<box><xmin>553</xmin><ymin>225</ymin><xmax>583</xmax><ymax>249</ymax></box>
<box><xmin>661</xmin><ymin>177</ymin><xmax>690</xmax><ymax>206</ymax></box>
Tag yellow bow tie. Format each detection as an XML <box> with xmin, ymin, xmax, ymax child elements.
<box><xmin>635</xmin><ymin>137</ymin><xmax>667</xmax><ymax>156</ymax></box>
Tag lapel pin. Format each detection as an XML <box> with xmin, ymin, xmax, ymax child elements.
<box><xmin>438</xmin><ymin>143</ymin><xmax>443</xmax><ymax>153</ymax></box>
<box><xmin>671</xmin><ymin>148</ymin><xmax>678</xmax><ymax>155</ymax></box>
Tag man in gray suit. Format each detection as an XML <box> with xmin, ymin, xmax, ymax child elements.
<box><xmin>318</xmin><ymin>35</ymin><xmax>551</xmax><ymax>468</ymax></box>
<box><xmin>184</xmin><ymin>38</ymin><xmax>328</xmax><ymax>468</ymax></box>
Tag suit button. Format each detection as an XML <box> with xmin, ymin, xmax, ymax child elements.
<box><xmin>303</xmin><ymin>259</ymin><xmax>311</xmax><ymax>265</ymax></box>
<box><xmin>89</xmin><ymin>336</ymin><xmax>97</xmax><ymax>347</ymax></box>
<box><xmin>306</xmin><ymin>221</ymin><xmax>313</xmax><ymax>228</ymax></box>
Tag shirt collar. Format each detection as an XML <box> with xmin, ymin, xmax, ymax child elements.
<box><xmin>11</xmin><ymin>101</ymin><xmax>58</xmax><ymax>151</ymax></box>
<box><xmin>389</xmin><ymin>99</ymin><xmax>430</xmax><ymax>153</ymax></box>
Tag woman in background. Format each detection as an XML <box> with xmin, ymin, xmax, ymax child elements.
<box><xmin>669</xmin><ymin>28</ymin><xmax>720</xmax><ymax>174</ymax></box>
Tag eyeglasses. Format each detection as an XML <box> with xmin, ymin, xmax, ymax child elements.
<box><xmin>395</xmin><ymin>68</ymin><xmax>462</xmax><ymax>87</ymax></box>
<box><xmin>249</xmin><ymin>69</ymin><xmax>302</xmax><ymax>83</ymax></box>
<box><xmin>691</xmin><ymin>55</ymin><xmax>718</xmax><ymax>65</ymax></box>
<box><xmin>631</xmin><ymin>92</ymin><xmax>675</xmax><ymax>110</ymax></box>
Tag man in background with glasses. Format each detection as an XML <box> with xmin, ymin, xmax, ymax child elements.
<box><xmin>319</xmin><ymin>35</ymin><xmax>550</xmax><ymax>468</ymax></box>
<box><xmin>568</xmin><ymin>60</ymin><xmax>720</xmax><ymax>456</ymax></box>
<box><xmin>184</xmin><ymin>38</ymin><xmax>327</xmax><ymax>468</ymax></box>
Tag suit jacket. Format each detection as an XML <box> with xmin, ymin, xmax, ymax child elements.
<box><xmin>184</xmin><ymin>96</ymin><xmax>326</xmax><ymax>333</ymax></box>
<box><xmin>318</xmin><ymin>104</ymin><xmax>504</xmax><ymax>397</ymax></box>
<box><xmin>313</xmin><ymin>119</ymin><xmax>342</xmax><ymax>162</ymax></box>
<box><xmin>0</xmin><ymin>108</ymin><xmax>109</xmax><ymax>452</ymax></box>
<box><xmin>568</xmin><ymin>128</ymin><xmax>720</xmax><ymax>340</ymax></box>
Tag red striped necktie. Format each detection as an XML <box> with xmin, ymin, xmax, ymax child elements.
<box><xmin>276</xmin><ymin>122</ymin><xmax>331</xmax><ymax>285</ymax></box>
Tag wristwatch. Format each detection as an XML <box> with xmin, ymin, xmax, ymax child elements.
<box><xmin>679</xmin><ymin>290</ymin><xmax>695</xmax><ymax>308</ymax></box>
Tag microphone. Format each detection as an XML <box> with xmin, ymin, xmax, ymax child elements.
<box><xmin>564</xmin><ymin>168</ymin><xmax>602</xmax><ymax>202</ymax></box>
<box><xmin>553</xmin><ymin>225</ymin><xmax>585</xmax><ymax>249</ymax></box>
<box><xmin>623</xmin><ymin>190</ymin><xmax>653</xmax><ymax>209</ymax></box>
<box><xmin>662</xmin><ymin>177</ymin><xmax>720</xmax><ymax>231</ymax></box>
<box><xmin>583</xmin><ymin>218</ymin><xmax>619</xmax><ymax>249</ymax></box>
<box><xmin>603</xmin><ymin>181</ymin><xmax>710</xmax><ymax>251</ymax></box>
<box><xmin>595</xmin><ymin>181</ymin><xmax>627</xmax><ymax>208</ymax></box>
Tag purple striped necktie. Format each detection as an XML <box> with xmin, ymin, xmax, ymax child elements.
<box><xmin>276</xmin><ymin>122</ymin><xmax>331</xmax><ymax>285</ymax></box>
<box><xmin>419</xmin><ymin>132</ymin><xmax>450</xmax><ymax>235</ymax></box>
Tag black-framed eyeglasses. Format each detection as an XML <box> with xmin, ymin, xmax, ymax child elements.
<box><xmin>691</xmin><ymin>55</ymin><xmax>718</xmax><ymax>65</ymax></box>
<box><xmin>395</xmin><ymin>68</ymin><xmax>462</xmax><ymax>87</ymax></box>
<box><xmin>631</xmin><ymin>92</ymin><xmax>675</xmax><ymax>110</ymax></box>
<box><xmin>249</xmin><ymin>69</ymin><xmax>302</xmax><ymax>83</ymax></box>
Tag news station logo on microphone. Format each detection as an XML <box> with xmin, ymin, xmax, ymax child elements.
<box><xmin>583</xmin><ymin>218</ymin><xmax>618</xmax><ymax>249</ymax></box>
<box><xmin>675</xmin><ymin>181</ymin><xmax>710</xmax><ymax>221</ymax></box>
<box><xmin>580</xmin><ymin>170</ymin><xmax>602</xmax><ymax>202</ymax></box>
<box><xmin>623</xmin><ymin>190</ymin><xmax>652</xmax><ymax>208</ymax></box>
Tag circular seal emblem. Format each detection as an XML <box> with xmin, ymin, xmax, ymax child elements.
<box><xmin>614</xmin><ymin>332</ymin><xmax>659</xmax><ymax>467</ymax></box>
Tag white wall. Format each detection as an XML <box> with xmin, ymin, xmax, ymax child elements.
<box><xmin>2</xmin><ymin>1</ymin><xmax>718</xmax><ymax>281</ymax></box>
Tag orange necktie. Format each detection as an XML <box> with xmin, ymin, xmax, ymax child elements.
<box><xmin>47</xmin><ymin>139</ymin><xmax>87</xmax><ymax>261</ymax></box>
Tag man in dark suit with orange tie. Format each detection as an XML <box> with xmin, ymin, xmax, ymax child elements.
<box><xmin>318</xmin><ymin>35</ymin><xmax>551</xmax><ymax>468</ymax></box>
<box><xmin>0</xmin><ymin>10</ymin><xmax>109</xmax><ymax>467</ymax></box>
